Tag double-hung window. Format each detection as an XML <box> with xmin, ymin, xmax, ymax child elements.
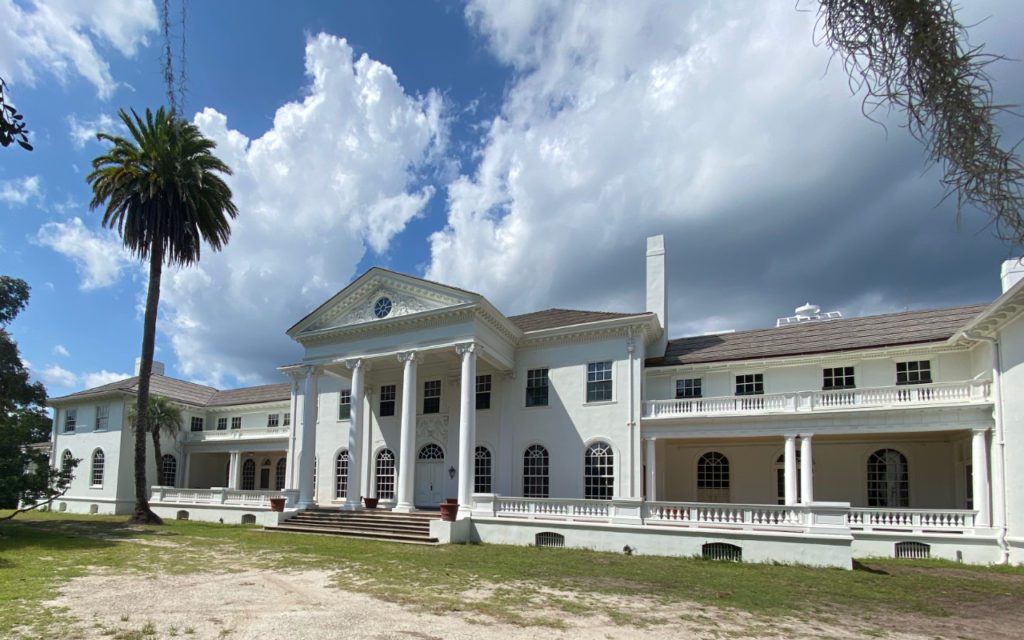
<box><xmin>64</xmin><ymin>409</ymin><xmax>77</xmax><ymax>433</ymax></box>
<box><xmin>339</xmin><ymin>390</ymin><xmax>352</xmax><ymax>420</ymax></box>
<box><xmin>231</xmin><ymin>416</ymin><xmax>241</xmax><ymax>430</ymax></box>
<box><xmin>675</xmin><ymin>378</ymin><xmax>702</xmax><ymax>399</ymax></box>
<box><xmin>896</xmin><ymin>361</ymin><xmax>932</xmax><ymax>385</ymax></box>
<box><xmin>94</xmin><ymin>405</ymin><xmax>109</xmax><ymax>430</ymax></box>
<box><xmin>423</xmin><ymin>380</ymin><xmax>441</xmax><ymax>414</ymax></box>
<box><xmin>476</xmin><ymin>375</ymin><xmax>492</xmax><ymax>410</ymax></box>
<box><xmin>190</xmin><ymin>416</ymin><xmax>204</xmax><ymax>432</ymax></box>
<box><xmin>823</xmin><ymin>367</ymin><xmax>855</xmax><ymax>390</ymax></box>
<box><xmin>525</xmin><ymin>368</ymin><xmax>549</xmax><ymax>407</ymax></box>
<box><xmin>380</xmin><ymin>385</ymin><xmax>396</xmax><ymax>417</ymax></box>
<box><xmin>283</xmin><ymin>412</ymin><xmax>291</xmax><ymax>426</ymax></box>
<box><xmin>735</xmin><ymin>373</ymin><xmax>764</xmax><ymax>396</ymax></box>
<box><xmin>586</xmin><ymin>361</ymin><xmax>613</xmax><ymax>402</ymax></box>
<box><xmin>216</xmin><ymin>417</ymin><xmax>227</xmax><ymax>430</ymax></box>
<box><xmin>267</xmin><ymin>413</ymin><xmax>280</xmax><ymax>428</ymax></box>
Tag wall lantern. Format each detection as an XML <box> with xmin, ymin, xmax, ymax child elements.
<box><xmin>448</xmin><ymin>466</ymin><xmax>456</xmax><ymax>479</ymax></box>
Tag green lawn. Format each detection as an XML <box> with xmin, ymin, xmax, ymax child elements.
<box><xmin>2</xmin><ymin>511</ymin><xmax>1023</xmax><ymax>637</ymax></box>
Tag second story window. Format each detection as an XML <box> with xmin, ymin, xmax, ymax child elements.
<box><xmin>283</xmin><ymin>412</ymin><xmax>291</xmax><ymax>426</ymax></box>
<box><xmin>586</xmin><ymin>361</ymin><xmax>613</xmax><ymax>402</ymax></box>
<box><xmin>190</xmin><ymin>416</ymin><xmax>204</xmax><ymax>432</ymax></box>
<box><xmin>735</xmin><ymin>373</ymin><xmax>764</xmax><ymax>396</ymax></box>
<box><xmin>94</xmin><ymin>405</ymin><xmax>109</xmax><ymax>430</ymax></box>
<box><xmin>339</xmin><ymin>390</ymin><xmax>352</xmax><ymax>420</ymax></box>
<box><xmin>231</xmin><ymin>416</ymin><xmax>241</xmax><ymax>430</ymax></box>
<box><xmin>526</xmin><ymin>368</ymin><xmax>549</xmax><ymax>407</ymax></box>
<box><xmin>675</xmin><ymin>378</ymin><xmax>702</xmax><ymax>399</ymax></box>
<box><xmin>380</xmin><ymin>385</ymin><xmax>396</xmax><ymax>417</ymax></box>
<box><xmin>64</xmin><ymin>408</ymin><xmax>77</xmax><ymax>433</ymax></box>
<box><xmin>896</xmin><ymin>360</ymin><xmax>932</xmax><ymax>385</ymax></box>
<box><xmin>423</xmin><ymin>380</ymin><xmax>441</xmax><ymax>414</ymax></box>
<box><xmin>267</xmin><ymin>413</ymin><xmax>280</xmax><ymax>428</ymax></box>
<box><xmin>476</xmin><ymin>374</ymin><xmax>492</xmax><ymax>410</ymax></box>
<box><xmin>216</xmin><ymin>417</ymin><xmax>227</xmax><ymax>430</ymax></box>
<box><xmin>823</xmin><ymin>367</ymin><xmax>855</xmax><ymax>390</ymax></box>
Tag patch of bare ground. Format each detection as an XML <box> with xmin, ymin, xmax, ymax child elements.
<box><xmin>46</xmin><ymin>569</ymin><xmax>1004</xmax><ymax>640</ymax></box>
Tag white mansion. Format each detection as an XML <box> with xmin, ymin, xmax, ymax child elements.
<box><xmin>48</xmin><ymin>237</ymin><xmax>1024</xmax><ymax>568</ymax></box>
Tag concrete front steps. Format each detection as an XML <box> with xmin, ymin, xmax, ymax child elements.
<box><xmin>265</xmin><ymin>507</ymin><xmax>442</xmax><ymax>544</ymax></box>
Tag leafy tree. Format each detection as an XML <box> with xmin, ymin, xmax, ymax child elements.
<box><xmin>128</xmin><ymin>395</ymin><xmax>183</xmax><ymax>478</ymax></box>
<box><xmin>88</xmin><ymin>108</ymin><xmax>237</xmax><ymax>524</ymax></box>
<box><xmin>816</xmin><ymin>0</ymin><xmax>1024</xmax><ymax>245</ymax></box>
<box><xmin>0</xmin><ymin>276</ymin><xmax>76</xmax><ymax>520</ymax></box>
<box><xmin>0</xmin><ymin>77</ymin><xmax>32</xmax><ymax>151</ymax></box>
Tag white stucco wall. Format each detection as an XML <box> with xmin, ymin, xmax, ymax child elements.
<box><xmin>998</xmin><ymin>313</ymin><xmax>1024</xmax><ymax>547</ymax></box>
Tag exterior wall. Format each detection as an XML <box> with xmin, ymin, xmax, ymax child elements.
<box><xmin>52</xmin><ymin>397</ymin><xmax>133</xmax><ymax>515</ymax></box>
<box><xmin>999</xmin><ymin>312</ymin><xmax>1024</xmax><ymax>551</ymax></box>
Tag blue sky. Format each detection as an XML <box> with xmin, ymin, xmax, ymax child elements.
<box><xmin>2</xmin><ymin>0</ymin><xmax>1023</xmax><ymax>396</ymax></box>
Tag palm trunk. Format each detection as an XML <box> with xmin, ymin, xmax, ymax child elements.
<box><xmin>130</xmin><ymin>241</ymin><xmax>165</xmax><ymax>525</ymax></box>
<box><xmin>152</xmin><ymin>430</ymin><xmax>163</xmax><ymax>485</ymax></box>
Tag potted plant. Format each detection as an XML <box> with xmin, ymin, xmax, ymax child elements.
<box><xmin>439</xmin><ymin>500</ymin><xmax>459</xmax><ymax>521</ymax></box>
<box><xmin>269</xmin><ymin>497</ymin><xmax>286</xmax><ymax>512</ymax></box>
<box><xmin>363</xmin><ymin>496</ymin><xmax>379</xmax><ymax>509</ymax></box>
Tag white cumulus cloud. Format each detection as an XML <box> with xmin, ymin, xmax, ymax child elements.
<box><xmin>159</xmin><ymin>34</ymin><xmax>445</xmax><ymax>386</ymax></box>
<box><xmin>35</xmin><ymin>216</ymin><xmax>132</xmax><ymax>289</ymax></box>
<box><xmin>83</xmin><ymin>369</ymin><xmax>132</xmax><ymax>388</ymax></box>
<box><xmin>0</xmin><ymin>0</ymin><xmax>157</xmax><ymax>99</ymax></box>
<box><xmin>67</xmin><ymin>113</ymin><xmax>121</xmax><ymax>148</ymax></box>
<box><xmin>37</xmin><ymin>363</ymin><xmax>77</xmax><ymax>388</ymax></box>
<box><xmin>0</xmin><ymin>175</ymin><xmax>42</xmax><ymax>206</ymax></box>
<box><xmin>53</xmin><ymin>344</ymin><xmax>69</xmax><ymax>357</ymax></box>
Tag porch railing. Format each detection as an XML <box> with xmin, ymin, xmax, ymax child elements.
<box><xmin>150</xmin><ymin>486</ymin><xmax>298</xmax><ymax>508</ymax></box>
<box><xmin>644</xmin><ymin>501</ymin><xmax>806</xmax><ymax>528</ymax></box>
<box><xmin>494</xmin><ymin>497</ymin><xmax>612</xmax><ymax>520</ymax></box>
<box><xmin>643</xmin><ymin>380</ymin><xmax>991</xmax><ymax>419</ymax></box>
<box><xmin>847</xmin><ymin>507</ymin><xmax>976</xmax><ymax>533</ymax></box>
<box><xmin>185</xmin><ymin>426</ymin><xmax>291</xmax><ymax>442</ymax></box>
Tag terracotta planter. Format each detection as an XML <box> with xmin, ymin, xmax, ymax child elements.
<box><xmin>444</xmin><ymin>498</ymin><xmax>458</xmax><ymax>505</ymax></box>
<box><xmin>439</xmin><ymin>502</ymin><xmax>459</xmax><ymax>522</ymax></box>
<box><xmin>363</xmin><ymin>496</ymin><xmax>379</xmax><ymax>509</ymax></box>
<box><xmin>269</xmin><ymin>498</ymin><xmax>286</xmax><ymax>512</ymax></box>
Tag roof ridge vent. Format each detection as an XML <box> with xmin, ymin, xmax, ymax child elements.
<box><xmin>776</xmin><ymin>302</ymin><xmax>842</xmax><ymax>327</ymax></box>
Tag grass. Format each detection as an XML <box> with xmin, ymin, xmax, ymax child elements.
<box><xmin>2</xmin><ymin>511</ymin><xmax>1023</xmax><ymax>637</ymax></box>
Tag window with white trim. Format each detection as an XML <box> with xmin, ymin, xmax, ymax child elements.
<box><xmin>586</xmin><ymin>361</ymin><xmax>613</xmax><ymax>403</ymax></box>
<box><xmin>474</xmin><ymin>446</ymin><xmax>492</xmax><ymax>493</ymax></box>
<box><xmin>584</xmin><ymin>442</ymin><xmax>614</xmax><ymax>500</ymax></box>
<box><xmin>896</xmin><ymin>361</ymin><xmax>932</xmax><ymax>385</ymax></box>
<box><xmin>525</xmin><ymin>369</ymin><xmax>549</xmax><ymax>407</ymax></box>
<box><xmin>823</xmin><ymin>367</ymin><xmax>855</xmax><ymax>390</ymax></box>
<box><xmin>64</xmin><ymin>409</ymin><xmax>77</xmax><ymax>433</ymax></box>
<box><xmin>867</xmin><ymin>449</ymin><xmax>909</xmax><ymax>507</ymax></box>
<box><xmin>231</xmin><ymin>416</ymin><xmax>241</xmax><ymax>430</ymax></box>
<box><xmin>94</xmin><ymin>405</ymin><xmax>109</xmax><ymax>430</ymax></box>
<box><xmin>241</xmin><ymin>459</ymin><xmax>256</xmax><ymax>491</ymax></box>
<box><xmin>190</xmin><ymin>416</ymin><xmax>204</xmax><ymax>432</ymax></box>
<box><xmin>696</xmin><ymin>451</ymin><xmax>730</xmax><ymax>502</ymax></box>
<box><xmin>275</xmin><ymin>458</ymin><xmax>286</xmax><ymax>490</ymax></box>
<box><xmin>380</xmin><ymin>385</ymin><xmax>396</xmax><ymax>417</ymax></box>
<box><xmin>735</xmin><ymin>374</ymin><xmax>764</xmax><ymax>396</ymax></box>
<box><xmin>376</xmin><ymin>449</ymin><xmax>396</xmax><ymax>499</ymax></box>
<box><xmin>90</xmin><ymin>449</ymin><xmax>105</xmax><ymax>487</ymax></box>
<box><xmin>61</xmin><ymin>450</ymin><xmax>74</xmax><ymax>475</ymax></box>
<box><xmin>339</xmin><ymin>390</ymin><xmax>351</xmax><ymax>420</ymax></box>
<box><xmin>216</xmin><ymin>417</ymin><xmax>227</xmax><ymax>430</ymax></box>
<box><xmin>335</xmin><ymin>450</ymin><xmax>349</xmax><ymax>499</ymax></box>
<box><xmin>160</xmin><ymin>454</ymin><xmax>177</xmax><ymax>487</ymax></box>
<box><xmin>267</xmin><ymin>413</ymin><xmax>280</xmax><ymax>428</ymax></box>
<box><xmin>523</xmin><ymin>445</ymin><xmax>549</xmax><ymax>498</ymax></box>
<box><xmin>675</xmin><ymin>378</ymin><xmax>702</xmax><ymax>399</ymax></box>
<box><xmin>423</xmin><ymin>380</ymin><xmax>441</xmax><ymax>414</ymax></box>
<box><xmin>283</xmin><ymin>412</ymin><xmax>291</xmax><ymax>427</ymax></box>
<box><xmin>476</xmin><ymin>375</ymin><xmax>492</xmax><ymax>410</ymax></box>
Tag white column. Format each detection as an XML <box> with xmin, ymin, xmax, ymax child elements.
<box><xmin>645</xmin><ymin>438</ymin><xmax>657</xmax><ymax>501</ymax></box>
<box><xmin>182</xmin><ymin>452</ymin><xmax>192</xmax><ymax>489</ymax></box>
<box><xmin>362</xmin><ymin>389</ymin><xmax>374</xmax><ymax>499</ymax></box>
<box><xmin>800</xmin><ymin>435</ymin><xmax>814</xmax><ymax>505</ymax></box>
<box><xmin>227</xmin><ymin>451</ymin><xmax>240</xmax><ymax>490</ymax></box>
<box><xmin>456</xmin><ymin>342</ymin><xmax>479</xmax><ymax>510</ymax></box>
<box><xmin>394</xmin><ymin>351</ymin><xmax>417</xmax><ymax>512</ymax></box>
<box><xmin>783</xmin><ymin>435</ymin><xmax>797</xmax><ymax>506</ymax></box>
<box><xmin>345</xmin><ymin>359</ymin><xmax>366</xmax><ymax>509</ymax></box>
<box><xmin>972</xmin><ymin>427</ymin><xmax>991</xmax><ymax>527</ymax></box>
<box><xmin>296</xmin><ymin>366</ymin><xmax>320</xmax><ymax>508</ymax></box>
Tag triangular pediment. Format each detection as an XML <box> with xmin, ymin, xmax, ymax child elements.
<box><xmin>288</xmin><ymin>268</ymin><xmax>479</xmax><ymax>336</ymax></box>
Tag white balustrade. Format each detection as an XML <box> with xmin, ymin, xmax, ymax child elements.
<box><xmin>150</xmin><ymin>486</ymin><xmax>298</xmax><ymax>508</ymax></box>
<box><xmin>846</xmin><ymin>507</ymin><xmax>976</xmax><ymax>533</ymax></box>
<box><xmin>643</xmin><ymin>380</ymin><xmax>991</xmax><ymax>419</ymax></box>
<box><xmin>186</xmin><ymin>426</ymin><xmax>291</xmax><ymax>442</ymax></box>
<box><xmin>495</xmin><ymin>497</ymin><xmax>612</xmax><ymax>521</ymax></box>
<box><xmin>643</xmin><ymin>501</ymin><xmax>805</xmax><ymax>529</ymax></box>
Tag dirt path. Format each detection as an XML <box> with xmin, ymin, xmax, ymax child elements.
<box><xmin>45</xmin><ymin>568</ymin><xmax>994</xmax><ymax>640</ymax></box>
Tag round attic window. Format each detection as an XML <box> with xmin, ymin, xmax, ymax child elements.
<box><xmin>373</xmin><ymin>296</ymin><xmax>393</xmax><ymax>319</ymax></box>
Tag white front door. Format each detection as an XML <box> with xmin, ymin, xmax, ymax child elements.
<box><xmin>414</xmin><ymin>443</ymin><xmax>446</xmax><ymax>507</ymax></box>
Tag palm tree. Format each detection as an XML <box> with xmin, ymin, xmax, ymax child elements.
<box><xmin>88</xmin><ymin>107</ymin><xmax>237</xmax><ymax>524</ymax></box>
<box><xmin>128</xmin><ymin>395</ymin><xmax>183</xmax><ymax>480</ymax></box>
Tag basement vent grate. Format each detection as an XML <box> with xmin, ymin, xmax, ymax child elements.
<box><xmin>176</xmin><ymin>510</ymin><xmax>190</xmax><ymax>521</ymax></box>
<box><xmin>702</xmin><ymin>542</ymin><xmax>742</xmax><ymax>562</ymax></box>
<box><xmin>89</xmin><ymin>504</ymin><xmax>98</xmax><ymax>515</ymax></box>
<box><xmin>895</xmin><ymin>541</ymin><xmax>930</xmax><ymax>559</ymax></box>
<box><xmin>535</xmin><ymin>532</ymin><xmax>565</xmax><ymax>548</ymax></box>
<box><xmin>241</xmin><ymin>514</ymin><xmax>257</xmax><ymax>525</ymax></box>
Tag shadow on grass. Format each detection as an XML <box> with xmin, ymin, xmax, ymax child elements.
<box><xmin>0</xmin><ymin>516</ymin><xmax>170</xmax><ymax>555</ymax></box>
<box><xmin>852</xmin><ymin>560</ymin><xmax>890</xmax><ymax>576</ymax></box>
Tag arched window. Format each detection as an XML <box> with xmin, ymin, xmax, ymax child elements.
<box><xmin>696</xmin><ymin>451</ymin><xmax>729</xmax><ymax>503</ymax></box>
<box><xmin>774</xmin><ymin>453</ymin><xmax>801</xmax><ymax>505</ymax></box>
<box><xmin>584</xmin><ymin>442</ymin><xmax>614</xmax><ymax>500</ymax></box>
<box><xmin>523</xmin><ymin>445</ymin><xmax>549</xmax><ymax>498</ymax></box>
<box><xmin>376</xmin><ymin>449</ymin><xmax>396</xmax><ymax>500</ymax></box>
<box><xmin>275</xmin><ymin>458</ymin><xmax>287</xmax><ymax>491</ymax></box>
<box><xmin>867</xmin><ymin>449</ymin><xmax>909</xmax><ymax>507</ymax></box>
<box><xmin>335</xmin><ymin>450</ymin><xmax>349</xmax><ymax>499</ymax></box>
<box><xmin>241</xmin><ymin>459</ymin><xmax>256</xmax><ymax>491</ymax></box>
<box><xmin>474</xmin><ymin>446</ymin><xmax>492</xmax><ymax>494</ymax></box>
<box><xmin>418</xmin><ymin>443</ymin><xmax>444</xmax><ymax>460</ymax></box>
<box><xmin>90</xmin><ymin>449</ymin><xmax>105</xmax><ymax>487</ymax></box>
<box><xmin>61</xmin><ymin>450</ymin><xmax>74</xmax><ymax>474</ymax></box>
<box><xmin>160</xmin><ymin>454</ymin><xmax>177</xmax><ymax>487</ymax></box>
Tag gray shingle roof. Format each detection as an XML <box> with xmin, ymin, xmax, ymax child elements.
<box><xmin>647</xmin><ymin>304</ymin><xmax>989</xmax><ymax>367</ymax></box>
<box><xmin>508</xmin><ymin>308</ymin><xmax>652</xmax><ymax>332</ymax></box>
<box><xmin>48</xmin><ymin>375</ymin><xmax>289</xmax><ymax>408</ymax></box>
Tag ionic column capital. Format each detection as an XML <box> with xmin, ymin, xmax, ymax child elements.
<box><xmin>972</xmin><ymin>426</ymin><xmax>991</xmax><ymax>435</ymax></box>
<box><xmin>345</xmin><ymin>358</ymin><xmax>369</xmax><ymax>372</ymax></box>
<box><xmin>455</xmin><ymin>341</ymin><xmax>482</xmax><ymax>357</ymax></box>
<box><xmin>397</xmin><ymin>350</ymin><xmax>417</xmax><ymax>365</ymax></box>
